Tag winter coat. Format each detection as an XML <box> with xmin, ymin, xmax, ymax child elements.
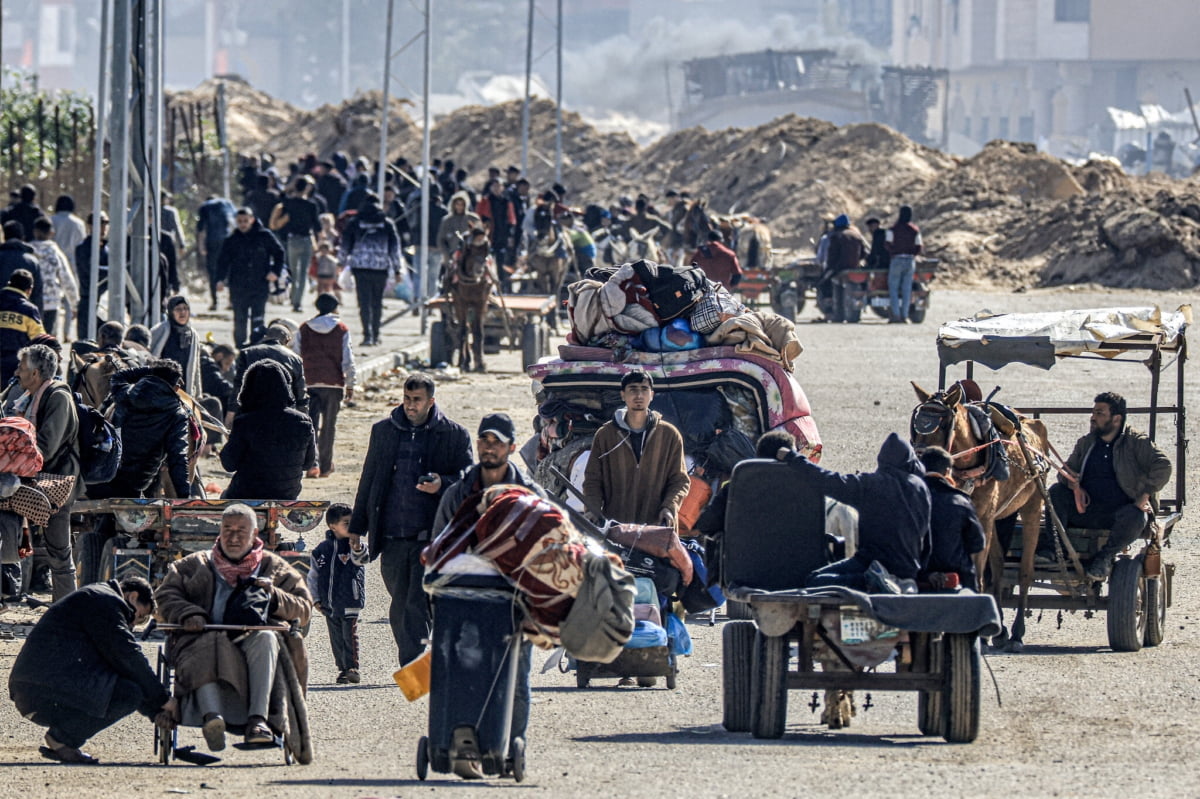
<box><xmin>155</xmin><ymin>549</ymin><xmax>312</xmax><ymax>696</ymax></box>
<box><xmin>230</xmin><ymin>341</ymin><xmax>308</xmax><ymax>413</ymax></box>
<box><xmin>305</xmin><ymin>531</ymin><xmax>369</xmax><ymax>614</ymax></box>
<box><xmin>150</xmin><ymin>318</ymin><xmax>203</xmax><ymax>397</ymax></box>
<box><xmin>8</xmin><ymin>579</ymin><xmax>170</xmax><ymax>718</ymax></box>
<box><xmin>221</xmin><ymin>360</ymin><xmax>316</xmax><ymax>500</ymax></box>
<box><xmin>8</xmin><ymin>380</ymin><xmax>82</xmax><ymax>499</ymax></box>
<box><xmin>432</xmin><ymin>461</ymin><xmax>539</xmax><ymax>538</ymax></box>
<box><xmin>0</xmin><ymin>287</ymin><xmax>44</xmax><ymax>384</ymax></box>
<box><xmin>922</xmin><ymin>474</ymin><xmax>985</xmax><ymax>587</ymax></box>
<box><xmin>825</xmin><ymin>227</ymin><xmax>868</xmax><ymax>273</ymax></box>
<box><xmin>341</xmin><ymin>205</ymin><xmax>400</xmax><ymax>273</ymax></box>
<box><xmin>103</xmin><ymin>369</ymin><xmax>191</xmax><ymax>497</ymax></box>
<box><xmin>437</xmin><ymin>192</ymin><xmax>482</xmax><ymax>260</ymax></box>
<box><xmin>0</xmin><ymin>240</ymin><xmax>43</xmax><ymax>311</ymax></box>
<box><xmin>1059</xmin><ymin>426</ymin><xmax>1172</xmax><ymax>513</ymax></box>
<box><xmin>689</xmin><ymin>241</ymin><xmax>742</xmax><ymax>287</ymax></box>
<box><xmin>294</xmin><ymin>314</ymin><xmax>356</xmax><ymax>390</ymax></box>
<box><xmin>214</xmin><ymin>219</ymin><xmax>285</xmax><ymax>297</ymax></box>
<box><xmin>350</xmin><ymin>403</ymin><xmax>472</xmax><ymax>558</ymax></box>
<box><xmin>784</xmin><ymin>432</ymin><xmax>930</xmax><ymax>580</ymax></box>
<box><xmin>583</xmin><ymin>409</ymin><xmax>690</xmax><ymax>525</ymax></box>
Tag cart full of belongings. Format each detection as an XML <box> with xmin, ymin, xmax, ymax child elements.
<box><xmin>0</xmin><ymin>417</ymin><xmax>76</xmax><ymax>600</ymax></box>
<box><xmin>523</xmin><ymin>259</ymin><xmax>822</xmax><ymax>636</ymax></box>
<box><xmin>415</xmin><ymin>485</ymin><xmax>636</xmax><ymax>781</ymax></box>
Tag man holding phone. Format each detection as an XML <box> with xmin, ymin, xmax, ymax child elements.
<box><xmin>350</xmin><ymin>373</ymin><xmax>472</xmax><ymax>665</ymax></box>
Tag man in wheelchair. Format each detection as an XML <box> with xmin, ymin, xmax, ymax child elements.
<box><xmin>1049</xmin><ymin>392</ymin><xmax>1172</xmax><ymax>581</ymax></box>
<box><xmin>155</xmin><ymin>504</ymin><xmax>313</xmax><ymax>752</ymax></box>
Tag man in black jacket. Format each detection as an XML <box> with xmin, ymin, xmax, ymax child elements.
<box><xmin>0</xmin><ymin>221</ymin><xmax>44</xmax><ymax>312</ymax></box>
<box><xmin>8</xmin><ymin>576</ymin><xmax>176</xmax><ymax>764</ymax></box>
<box><xmin>226</xmin><ymin>323</ymin><xmax>308</xmax><ymax>422</ymax></box>
<box><xmin>215</xmin><ymin>208</ymin><xmax>285</xmax><ymax>347</ymax></box>
<box><xmin>918</xmin><ymin>447</ymin><xmax>985</xmax><ymax>591</ymax></box>
<box><xmin>350</xmin><ymin>372</ymin><xmax>472</xmax><ymax>664</ymax></box>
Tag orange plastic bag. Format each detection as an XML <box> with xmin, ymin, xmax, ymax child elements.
<box><xmin>677</xmin><ymin>475</ymin><xmax>712</xmax><ymax>535</ymax></box>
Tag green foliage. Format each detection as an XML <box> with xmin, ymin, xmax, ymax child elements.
<box><xmin>0</xmin><ymin>69</ymin><xmax>95</xmax><ymax>178</ymax></box>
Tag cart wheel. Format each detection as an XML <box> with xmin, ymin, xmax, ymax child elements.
<box><xmin>509</xmin><ymin>736</ymin><xmax>526</xmax><ymax>783</ymax></box>
<box><xmin>521</xmin><ymin>322</ymin><xmax>541</xmax><ymax>369</ymax></box>
<box><xmin>1143</xmin><ymin>575</ymin><xmax>1167</xmax><ymax>647</ymax></box>
<box><xmin>750</xmin><ymin>632</ymin><xmax>788</xmax><ymax>739</ymax></box>
<box><xmin>722</xmin><ymin>621</ymin><xmax>755</xmax><ymax>732</ymax></box>
<box><xmin>538</xmin><ymin>321</ymin><xmax>552</xmax><ymax>358</ymax></box>
<box><xmin>77</xmin><ymin>531</ymin><xmax>113</xmax><ymax>587</ymax></box>
<box><xmin>1107</xmin><ymin>557</ymin><xmax>1147</xmax><ymax>652</ymax></box>
<box><xmin>665</xmin><ymin>668</ymin><xmax>677</xmax><ymax>690</ymax></box>
<box><xmin>726</xmin><ymin>600</ymin><xmax>753</xmax><ymax>620</ymax></box>
<box><xmin>429</xmin><ymin>320</ymin><xmax>450</xmax><ymax>366</ymax></box>
<box><xmin>908</xmin><ymin>305</ymin><xmax>927</xmax><ymax>324</ymax></box>
<box><xmin>416</xmin><ymin>735</ymin><xmax>429</xmax><ymax>781</ymax></box>
<box><xmin>156</xmin><ymin>723</ymin><xmax>172</xmax><ymax>765</ymax></box>
<box><xmin>840</xmin><ymin>286</ymin><xmax>861</xmax><ymax>323</ymax></box>
<box><xmin>575</xmin><ymin>670</ymin><xmax>590</xmax><ymax>689</ymax></box>
<box><xmin>918</xmin><ymin>690</ymin><xmax>944</xmax><ymax>737</ymax></box>
<box><xmin>942</xmin><ymin>633</ymin><xmax>981</xmax><ymax>743</ymax></box>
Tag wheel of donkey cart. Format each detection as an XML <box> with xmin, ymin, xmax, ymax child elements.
<box><xmin>1144</xmin><ymin>574</ymin><xmax>1167</xmax><ymax>647</ymax></box>
<box><xmin>154</xmin><ymin>651</ymin><xmax>173</xmax><ymax>765</ymax></box>
<box><xmin>908</xmin><ymin>305</ymin><xmax>927</xmax><ymax>324</ymax></box>
<box><xmin>509</xmin><ymin>736</ymin><xmax>526</xmax><ymax>783</ymax></box>
<box><xmin>521</xmin><ymin>322</ymin><xmax>542</xmax><ymax>369</ymax></box>
<box><xmin>429</xmin><ymin>320</ymin><xmax>450</xmax><ymax>367</ymax></box>
<box><xmin>416</xmin><ymin>735</ymin><xmax>429</xmax><ymax>781</ymax></box>
<box><xmin>722</xmin><ymin>621</ymin><xmax>756</xmax><ymax>732</ymax></box>
<box><xmin>1107</xmin><ymin>556</ymin><xmax>1147</xmax><ymax>652</ymax></box>
<box><xmin>915</xmin><ymin>634</ymin><xmax>944</xmax><ymax>737</ymax></box>
<box><xmin>839</xmin><ymin>286</ymin><xmax>861</xmax><ymax>323</ymax></box>
<box><xmin>942</xmin><ymin>633</ymin><xmax>981</xmax><ymax>743</ymax></box>
<box><xmin>76</xmin><ymin>530</ymin><xmax>113</xmax><ymax>586</ymax></box>
<box><xmin>750</xmin><ymin>632</ymin><xmax>788</xmax><ymax>739</ymax></box>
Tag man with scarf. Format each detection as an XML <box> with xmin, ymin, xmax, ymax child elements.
<box><xmin>155</xmin><ymin>504</ymin><xmax>312</xmax><ymax>751</ymax></box>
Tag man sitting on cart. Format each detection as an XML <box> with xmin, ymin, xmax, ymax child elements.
<box><xmin>777</xmin><ymin>432</ymin><xmax>930</xmax><ymax>592</ymax></box>
<box><xmin>155</xmin><ymin>504</ymin><xmax>313</xmax><ymax>752</ymax></box>
<box><xmin>1050</xmin><ymin>392</ymin><xmax>1172</xmax><ymax>581</ymax></box>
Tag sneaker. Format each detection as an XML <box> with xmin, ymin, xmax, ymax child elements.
<box><xmin>336</xmin><ymin>671</ymin><xmax>349</xmax><ymax>684</ymax></box>
<box><xmin>866</xmin><ymin>560</ymin><xmax>902</xmax><ymax>594</ymax></box>
<box><xmin>202</xmin><ymin>714</ymin><xmax>226</xmax><ymax>751</ymax></box>
<box><xmin>344</xmin><ymin>668</ymin><xmax>361</xmax><ymax>684</ymax></box>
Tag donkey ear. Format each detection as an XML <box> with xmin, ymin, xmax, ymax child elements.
<box><xmin>911</xmin><ymin>381</ymin><xmax>932</xmax><ymax>402</ymax></box>
<box><xmin>946</xmin><ymin>382</ymin><xmax>964</xmax><ymax>406</ymax></box>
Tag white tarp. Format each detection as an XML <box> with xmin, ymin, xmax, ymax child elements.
<box><xmin>938</xmin><ymin>306</ymin><xmax>1192</xmax><ymax>368</ymax></box>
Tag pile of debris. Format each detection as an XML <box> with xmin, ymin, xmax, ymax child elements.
<box><xmin>165</xmin><ymin>78</ymin><xmax>1200</xmax><ymax>290</ymax></box>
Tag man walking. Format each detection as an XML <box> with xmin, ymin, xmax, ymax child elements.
<box><xmin>294</xmin><ymin>293</ymin><xmax>356</xmax><ymax>477</ymax></box>
<box><xmin>276</xmin><ymin>176</ymin><xmax>322</xmax><ymax>313</ymax></box>
<box><xmin>885</xmin><ymin>205</ymin><xmax>923</xmax><ymax>324</ymax></box>
<box><xmin>350</xmin><ymin>373</ymin><xmax>471</xmax><ymax>665</ymax></box>
<box><xmin>215</xmin><ymin>208</ymin><xmax>286</xmax><ymax>347</ymax></box>
<box><xmin>583</xmin><ymin>370</ymin><xmax>690</xmax><ymax>527</ymax></box>
<box><xmin>196</xmin><ymin>195</ymin><xmax>236</xmax><ymax>311</ymax></box>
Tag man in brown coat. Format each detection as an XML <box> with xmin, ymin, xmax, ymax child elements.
<box><xmin>583</xmin><ymin>370</ymin><xmax>690</xmax><ymax>527</ymax></box>
<box><xmin>155</xmin><ymin>504</ymin><xmax>312</xmax><ymax>751</ymax></box>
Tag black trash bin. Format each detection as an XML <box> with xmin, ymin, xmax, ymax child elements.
<box><xmin>417</xmin><ymin>572</ymin><xmax>528</xmax><ymax>782</ymax></box>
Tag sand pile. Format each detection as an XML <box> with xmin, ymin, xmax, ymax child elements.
<box><xmin>269</xmin><ymin>91</ymin><xmax>420</xmax><ymax>164</ymax></box>
<box><xmin>168</xmin><ymin>77</ymin><xmax>299</xmax><ymax>156</ymax></box>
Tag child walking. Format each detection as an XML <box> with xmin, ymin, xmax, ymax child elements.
<box><xmin>306</xmin><ymin>503</ymin><xmax>368</xmax><ymax>683</ymax></box>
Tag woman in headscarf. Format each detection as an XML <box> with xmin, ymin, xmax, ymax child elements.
<box><xmin>339</xmin><ymin>192</ymin><xmax>399</xmax><ymax>347</ymax></box>
<box><xmin>150</xmin><ymin>295</ymin><xmax>202</xmax><ymax>396</ymax></box>
<box><xmin>220</xmin><ymin>360</ymin><xmax>316</xmax><ymax>500</ymax></box>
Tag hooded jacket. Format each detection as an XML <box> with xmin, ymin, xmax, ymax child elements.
<box><xmin>294</xmin><ymin>313</ymin><xmax>356</xmax><ymax>389</ymax></box>
<box><xmin>341</xmin><ymin>204</ymin><xmax>399</xmax><ymax>272</ymax></box>
<box><xmin>0</xmin><ymin>240</ymin><xmax>43</xmax><ymax>311</ymax></box>
<box><xmin>785</xmin><ymin>432</ymin><xmax>930</xmax><ymax>579</ymax></box>
<box><xmin>221</xmin><ymin>360</ymin><xmax>316</xmax><ymax>500</ymax></box>
<box><xmin>582</xmin><ymin>409</ymin><xmax>690</xmax><ymax>526</ymax></box>
<box><xmin>305</xmin><ymin>530</ymin><xmax>369</xmax><ymax>614</ymax></box>
<box><xmin>214</xmin><ymin>218</ymin><xmax>285</xmax><ymax>296</ymax></box>
<box><xmin>8</xmin><ymin>579</ymin><xmax>170</xmax><ymax>719</ymax></box>
<box><xmin>0</xmin><ymin>286</ymin><xmax>44</xmax><ymax>384</ymax></box>
<box><xmin>350</xmin><ymin>402</ymin><xmax>472</xmax><ymax>557</ymax></box>
<box><xmin>230</xmin><ymin>340</ymin><xmax>308</xmax><ymax>413</ymax></box>
<box><xmin>102</xmin><ymin>367</ymin><xmax>191</xmax><ymax>497</ymax></box>
<box><xmin>922</xmin><ymin>474</ymin><xmax>985</xmax><ymax>586</ymax></box>
<box><xmin>886</xmin><ymin>206</ymin><xmax>923</xmax><ymax>256</ymax></box>
<box><xmin>436</xmin><ymin>191</ymin><xmax>482</xmax><ymax>259</ymax></box>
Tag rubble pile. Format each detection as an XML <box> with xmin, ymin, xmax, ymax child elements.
<box><xmin>167</xmin><ymin>78</ymin><xmax>1200</xmax><ymax>289</ymax></box>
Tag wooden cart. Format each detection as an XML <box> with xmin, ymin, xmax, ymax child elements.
<box><xmin>427</xmin><ymin>293</ymin><xmax>557</xmax><ymax>369</ymax></box>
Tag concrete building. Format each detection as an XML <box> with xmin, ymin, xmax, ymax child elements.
<box><xmin>891</xmin><ymin>0</ymin><xmax>1200</xmax><ymax>158</ymax></box>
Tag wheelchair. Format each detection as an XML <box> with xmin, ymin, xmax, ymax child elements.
<box><xmin>153</xmin><ymin>632</ymin><xmax>312</xmax><ymax>766</ymax></box>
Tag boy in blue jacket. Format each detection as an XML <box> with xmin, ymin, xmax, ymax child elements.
<box><xmin>306</xmin><ymin>503</ymin><xmax>368</xmax><ymax>683</ymax></box>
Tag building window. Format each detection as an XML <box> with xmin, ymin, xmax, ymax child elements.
<box><xmin>963</xmin><ymin>118</ymin><xmax>972</xmax><ymax>138</ymax></box>
<box><xmin>979</xmin><ymin>117</ymin><xmax>990</xmax><ymax>141</ymax></box>
<box><xmin>998</xmin><ymin>117</ymin><xmax>1010</xmax><ymax>139</ymax></box>
<box><xmin>1054</xmin><ymin>0</ymin><xmax>1090</xmax><ymax>22</ymax></box>
<box><xmin>1018</xmin><ymin>116</ymin><xmax>1035</xmax><ymax>142</ymax></box>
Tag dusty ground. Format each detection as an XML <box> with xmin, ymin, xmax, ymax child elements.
<box><xmin>1</xmin><ymin>285</ymin><xmax>1197</xmax><ymax>798</ymax></box>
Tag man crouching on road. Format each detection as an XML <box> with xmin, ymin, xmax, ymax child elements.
<box><xmin>8</xmin><ymin>576</ymin><xmax>177</xmax><ymax>764</ymax></box>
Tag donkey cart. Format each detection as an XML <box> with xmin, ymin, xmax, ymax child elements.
<box><xmin>428</xmin><ymin>293</ymin><xmax>556</xmax><ymax>370</ymax></box>
<box><xmin>936</xmin><ymin>306</ymin><xmax>1188</xmax><ymax>652</ymax></box>
<box><xmin>720</xmin><ymin>460</ymin><xmax>1001</xmax><ymax>743</ymax></box>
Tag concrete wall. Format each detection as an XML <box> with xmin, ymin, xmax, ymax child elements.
<box><xmin>1090</xmin><ymin>0</ymin><xmax>1199</xmax><ymax>61</ymax></box>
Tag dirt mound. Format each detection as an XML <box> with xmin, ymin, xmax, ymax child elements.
<box><xmin>168</xmin><ymin>76</ymin><xmax>300</xmax><ymax>157</ymax></box>
<box><xmin>267</xmin><ymin>91</ymin><xmax>420</xmax><ymax>164</ymax></box>
<box><xmin>430</xmin><ymin>98</ymin><xmax>640</xmax><ymax>199</ymax></box>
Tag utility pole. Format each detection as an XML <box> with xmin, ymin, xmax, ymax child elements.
<box><xmin>554</xmin><ymin>0</ymin><xmax>563</xmax><ymax>183</ymax></box>
<box><xmin>520</xmin><ymin>0</ymin><xmax>534</xmax><ymax>175</ymax></box>
<box><xmin>418</xmin><ymin>0</ymin><xmax>433</xmax><ymax>324</ymax></box>
<box><xmin>341</xmin><ymin>0</ymin><xmax>351</xmax><ymax>100</ymax></box>
<box><xmin>377</xmin><ymin>0</ymin><xmax>394</xmax><ymax>200</ymax></box>
<box><xmin>89</xmin><ymin>0</ymin><xmax>112</xmax><ymax>341</ymax></box>
<box><xmin>108</xmin><ymin>0</ymin><xmax>131</xmax><ymax>323</ymax></box>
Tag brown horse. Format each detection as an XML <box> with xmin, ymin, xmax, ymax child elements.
<box><xmin>911</xmin><ymin>381</ymin><xmax>1053</xmax><ymax>650</ymax></box>
<box><xmin>447</xmin><ymin>232</ymin><xmax>496</xmax><ymax>372</ymax></box>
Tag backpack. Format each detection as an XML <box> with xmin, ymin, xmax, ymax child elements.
<box><xmin>0</xmin><ymin>417</ymin><xmax>44</xmax><ymax>477</ymax></box>
<box><xmin>630</xmin><ymin>259</ymin><xmax>707</xmax><ymax>321</ymax></box>
<box><xmin>70</xmin><ymin>389</ymin><xmax>122</xmax><ymax>484</ymax></box>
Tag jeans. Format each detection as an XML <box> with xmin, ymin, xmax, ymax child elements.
<box><xmin>231</xmin><ymin>291</ymin><xmax>268</xmax><ymax>347</ymax></box>
<box><xmin>323</xmin><ymin>610</ymin><xmax>360</xmax><ymax>672</ymax></box>
<box><xmin>888</xmin><ymin>253</ymin><xmax>915</xmax><ymax>321</ymax></box>
<box><xmin>379</xmin><ymin>537</ymin><xmax>431</xmax><ymax>664</ymax></box>
<box><xmin>195</xmin><ymin>631</ymin><xmax>278</xmax><ymax>721</ymax></box>
<box><xmin>805</xmin><ymin>554</ymin><xmax>870</xmax><ymax>591</ymax></box>
<box><xmin>44</xmin><ymin>506</ymin><xmax>76</xmax><ymax>602</ymax></box>
<box><xmin>307</xmin><ymin>387</ymin><xmax>344</xmax><ymax>474</ymax></box>
<box><xmin>13</xmin><ymin>677</ymin><xmax>145</xmax><ymax>749</ymax></box>
<box><xmin>1046</xmin><ymin>482</ymin><xmax>1148</xmax><ymax>564</ymax></box>
<box><xmin>286</xmin><ymin>236</ymin><xmax>314</xmax><ymax>311</ymax></box>
<box><xmin>353</xmin><ymin>269</ymin><xmax>388</xmax><ymax>341</ymax></box>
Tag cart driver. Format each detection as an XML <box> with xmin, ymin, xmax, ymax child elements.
<box><xmin>1049</xmin><ymin>392</ymin><xmax>1172</xmax><ymax>581</ymax></box>
<box><xmin>155</xmin><ymin>504</ymin><xmax>312</xmax><ymax>752</ymax></box>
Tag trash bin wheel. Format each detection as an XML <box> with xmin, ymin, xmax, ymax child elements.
<box><xmin>1107</xmin><ymin>556</ymin><xmax>1147</xmax><ymax>652</ymax></box>
<box><xmin>722</xmin><ymin>621</ymin><xmax>755</xmax><ymax>732</ymax></box>
<box><xmin>750</xmin><ymin>631</ymin><xmax>788</xmax><ymax>739</ymax></box>
<box><xmin>942</xmin><ymin>633</ymin><xmax>981</xmax><ymax>743</ymax></box>
<box><xmin>416</xmin><ymin>735</ymin><xmax>429</xmax><ymax>781</ymax></box>
<box><xmin>1144</xmin><ymin>574</ymin><xmax>1167</xmax><ymax>647</ymax></box>
<box><xmin>509</xmin><ymin>737</ymin><xmax>526</xmax><ymax>783</ymax></box>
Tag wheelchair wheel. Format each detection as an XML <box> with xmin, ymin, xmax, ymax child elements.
<box><xmin>155</xmin><ymin>646</ymin><xmax>174</xmax><ymax>765</ymax></box>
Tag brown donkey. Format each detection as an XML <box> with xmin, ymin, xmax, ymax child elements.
<box><xmin>911</xmin><ymin>381</ymin><xmax>1053</xmax><ymax>650</ymax></box>
<box><xmin>447</xmin><ymin>231</ymin><xmax>496</xmax><ymax>372</ymax></box>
